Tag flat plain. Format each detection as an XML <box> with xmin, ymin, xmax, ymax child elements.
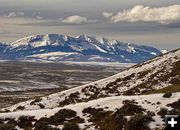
<box><xmin>0</xmin><ymin>61</ymin><xmax>127</xmax><ymax>108</ymax></box>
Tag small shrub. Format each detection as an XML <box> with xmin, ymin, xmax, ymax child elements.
<box><xmin>156</xmin><ymin>101</ymin><xmax>161</xmax><ymax>105</ymax></box>
<box><xmin>49</xmin><ymin>109</ymin><xmax>77</xmax><ymax>125</ymax></box>
<box><xmin>69</xmin><ymin>116</ymin><xmax>85</xmax><ymax>124</ymax></box>
<box><xmin>99</xmin><ymin>108</ymin><xmax>126</xmax><ymax>130</ymax></box>
<box><xmin>0</xmin><ymin>118</ymin><xmax>3</xmax><ymax>124</ymax></box>
<box><xmin>6</xmin><ymin>118</ymin><xmax>17</xmax><ymax>126</ymax></box>
<box><xmin>35</xmin><ymin>109</ymin><xmax>83</xmax><ymax>127</ymax></box>
<box><xmin>117</xmin><ymin>100</ymin><xmax>145</xmax><ymax>116</ymax></box>
<box><xmin>82</xmin><ymin>107</ymin><xmax>104</xmax><ymax>115</ymax></box>
<box><xmin>30</xmin><ymin>97</ymin><xmax>42</xmax><ymax>105</ymax></box>
<box><xmin>168</xmin><ymin>108</ymin><xmax>180</xmax><ymax>115</ymax></box>
<box><xmin>35</xmin><ymin>121</ymin><xmax>60</xmax><ymax>130</ymax></box>
<box><xmin>127</xmin><ymin>114</ymin><xmax>153</xmax><ymax>130</ymax></box>
<box><xmin>83</xmin><ymin>107</ymin><xmax>107</xmax><ymax>123</ymax></box>
<box><xmin>38</xmin><ymin>103</ymin><xmax>45</xmax><ymax>109</ymax></box>
<box><xmin>106</xmin><ymin>81</ymin><xmax>117</xmax><ymax>88</ymax></box>
<box><xmin>147</xmin><ymin>111</ymin><xmax>155</xmax><ymax>117</ymax></box>
<box><xmin>163</xmin><ymin>93</ymin><xmax>172</xmax><ymax>98</ymax></box>
<box><xmin>17</xmin><ymin>116</ymin><xmax>36</xmax><ymax>129</ymax></box>
<box><xmin>123</xmin><ymin>74</ymin><xmax>134</xmax><ymax>81</ymax></box>
<box><xmin>16</xmin><ymin>106</ymin><xmax>25</xmax><ymax>110</ymax></box>
<box><xmin>69</xmin><ymin>92</ymin><xmax>80</xmax><ymax>99</ymax></box>
<box><xmin>167</xmin><ymin>99</ymin><xmax>180</xmax><ymax>109</ymax></box>
<box><xmin>0</xmin><ymin>123</ymin><xmax>16</xmax><ymax>130</ymax></box>
<box><xmin>115</xmin><ymin>78</ymin><xmax>123</xmax><ymax>82</ymax></box>
<box><xmin>122</xmin><ymin>100</ymin><xmax>137</xmax><ymax>105</ymax></box>
<box><xmin>0</xmin><ymin>109</ymin><xmax>10</xmax><ymax>113</ymax></box>
<box><xmin>59</xmin><ymin>95</ymin><xmax>80</xmax><ymax>107</ymax></box>
<box><xmin>62</xmin><ymin>123</ymin><xmax>80</xmax><ymax>130</ymax></box>
<box><xmin>157</xmin><ymin>108</ymin><xmax>168</xmax><ymax>118</ymax></box>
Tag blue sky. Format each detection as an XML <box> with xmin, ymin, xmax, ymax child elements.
<box><xmin>0</xmin><ymin>0</ymin><xmax>180</xmax><ymax>49</ymax></box>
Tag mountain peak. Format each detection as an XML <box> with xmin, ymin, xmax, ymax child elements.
<box><xmin>77</xmin><ymin>34</ymin><xmax>91</xmax><ymax>42</ymax></box>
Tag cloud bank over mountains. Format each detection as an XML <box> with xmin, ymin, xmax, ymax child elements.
<box><xmin>105</xmin><ymin>5</ymin><xmax>180</xmax><ymax>25</ymax></box>
<box><xmin>2</xmin><ymin>12</ymin><xmax>97</xmax><ymax>25</ymax></box>
<box><xmin>2</xmin><ymin>5</ymin><xmax>180</xmax><ymax>26</ymax></box>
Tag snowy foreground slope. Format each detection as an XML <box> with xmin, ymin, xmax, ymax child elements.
<box><xmin>0</xmin><ymin>93</ymin><xmax>180</xmax><ymax>130</ymax></box>
<box><xmin>0</xmin><ymin>34</ymin><xmax>161</xmax><ymax>63</ymax></box>
<box><xmin>0</xmin><ymin>49</ymin><xmax>179</xmax><ymax>130</ymax></box>
<box><xmin>5</xmin><ymin>48</ymin><xmax>180</xmax><ymax>112</ymax></box>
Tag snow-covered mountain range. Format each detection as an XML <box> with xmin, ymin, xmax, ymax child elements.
<box><xmin>0</xmin><ymin>48</ymin><xmax>179</xmax><ymax>130</ymax></box>
<box><xmin>0</xmin><ymin>34</ymin><xmax>162</xmax><ymax>63</ymax></box>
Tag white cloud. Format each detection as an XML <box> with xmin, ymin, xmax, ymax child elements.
<box><xmin>107</xmin><ymin>5</ymin><xmax>180</xmax><ymax>24</ymax></box>
<box><xmin>36</xmin><ymin>15</ymin><xmax>43</xmax><ymax>20</ymax></box>
<box><xmin>61</xmin><ymin>15</ymin><xmax>97</xmax><ymax>25</ymax></box>
<box><xmin>4</xmin><ymin>11</ymin><xmax>43</xmax><ymax>20</ymax></box>
<box><xmin>5</xmin><ymin>12</ymin><xmax>25</xmax><ymax>18</ymax></box>
<box><xmin>62</xmin><ymin>15</ymin><xmax>87</xmax><ymax>24</ymax></box>
<box><xmin>102</xmin><ymin>12</ymin><xmax>113</xmax><ymax>18</ymax></box>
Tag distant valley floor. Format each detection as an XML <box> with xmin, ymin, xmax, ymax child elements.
<box><xmin>0</xmin><ymin>61</ymin><xmax>130</xmax><ymax>108</ymax></box>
